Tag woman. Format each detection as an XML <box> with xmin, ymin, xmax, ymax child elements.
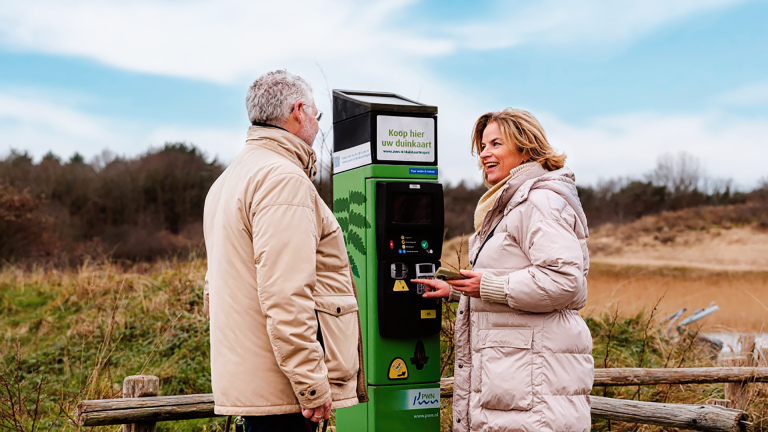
<box><xmin>413</xmin><ymin>108</ymin><xmax>593</xmax><ymax>432</ymax></box>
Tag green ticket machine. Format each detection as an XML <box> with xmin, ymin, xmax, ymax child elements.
<box><xmin>332</xmin><ymin>90</ymin><xmax>443</xmax><ymax>431</ymax></box>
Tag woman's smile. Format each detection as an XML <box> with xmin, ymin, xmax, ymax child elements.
<box><xmin>479</xmin><ymin>121</ymin><xmax>526</xmax><ymax>185</ymax></box>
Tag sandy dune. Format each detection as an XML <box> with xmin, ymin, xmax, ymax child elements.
<box><xmin>590</xmin><ymin>226</ymin><xmax>768</xmax><ymax>272</ymax></box>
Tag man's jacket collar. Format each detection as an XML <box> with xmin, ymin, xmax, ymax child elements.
<box><xmin>246</xmin><ymin>125</ymin><xmax>317</xmax><ymax>181</ymax></box>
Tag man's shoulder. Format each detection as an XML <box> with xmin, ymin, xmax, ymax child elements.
<box><xmin>234</xmin><ymin>145</ymin><xmax>308</xmax><ymax>180</ymax></box>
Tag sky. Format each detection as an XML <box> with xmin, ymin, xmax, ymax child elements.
<box><xmin>0</xmin><ymin>0</ymin><xmax>766</xmax><ymax>189</ymax></box>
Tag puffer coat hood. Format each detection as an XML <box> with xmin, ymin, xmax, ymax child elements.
<box><xmin>453</xmin><ymin>165</ymin><xmax>593</xmax><ymax>432</ymax></box>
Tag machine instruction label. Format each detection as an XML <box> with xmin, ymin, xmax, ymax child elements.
<box><xmin>377</xmin><ymin>116</ymin><xmax>435</xmax><ymax>163</ymax></box>
<box><xmin>388</xmin><ymin>358</ymin><xmax>409</xmax><ymax>380</ymax></box>
<box><xmin>333</xmin><ymin>142</ymin><xmax>372</xmax><ymax>173</ymax></box>
<box><xmin>393</xmin><ymin>280</ymin><xmax>409</xmax><ymax>291</ymax></box>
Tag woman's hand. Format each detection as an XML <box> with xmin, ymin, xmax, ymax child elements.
<box><xmin>410</xmin><ymin>277</ymin><xmax>451</xmax><ymax>298</ymax></box>
<box><xmin>447</xmin><ymin>269</ymin><xmax>483</xmax><ymax>298</ymax></box>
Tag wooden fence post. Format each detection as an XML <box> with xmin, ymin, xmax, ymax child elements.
<box><xmin>740</xmin><ymin>333</ymin><xmax>756</xmax><ymax>365</ymax></box>
<box><xmin>757</xmin><ymin>343</ymin><xmax>768</xmax><ymax>396</ymax></box>
<box><xmin>719</xmin><ymin>356</ymin><xmax>749</xmax><ymax>411</ymax></box>
<box><xmin>123</xmin><ymin>375</ymin><xmax>160</xmax><ymax>432</ymax></box>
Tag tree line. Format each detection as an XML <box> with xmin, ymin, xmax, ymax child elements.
<box><xmin>443</xmin><ymin>152</ymin><xmax>766</xmax><ymax>238</ymax></box>
<box><xmin>1</xmin><ymin>147</ymin><xmax>765</xmax><ymax>263</ymax></box>
<box><xmin>0</xmin><ymin>144</ymin><xmax>222</xmax><ymax>263</ymax></box>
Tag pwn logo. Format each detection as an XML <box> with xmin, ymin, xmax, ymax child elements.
<box><xmin>406</xmin><ymin>389</ymin><xmax>440</xmax><ymax>410</ymax></box>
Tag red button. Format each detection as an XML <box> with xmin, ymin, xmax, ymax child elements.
<box><xmin>389</xmin><ymin>240</ymin><xmax>394</xmax><ymax>249</ymax></box>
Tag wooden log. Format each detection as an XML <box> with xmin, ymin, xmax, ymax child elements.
<box><xmin>441</xmin><ymin>377</ymin><xmax>453</xmax><ymax>398</ymax></box>
<box><xmin>79</xmin><ymin>368</ymin><xmax>766</xmax><ymax>429</ymax></box>
<box><xmin>756</xmin><ymin>345</ymin><xmax>768</xmax><ymax>395</ymax></box>
<box><xmin>77</xmin><ymin>394</ymin><xmax>217</xmax><ymax>426</ymax></box>
<box><xmin>122</xmin><ymin>375</ymin><xmax>160</xmax><ymax>432</ymax></box>
<box><xmin>719</xmin><ymin>357</ymin><xmax>750</xmax><ymax>411</ymax></box>
<box><xmin>590</xmin><ymin>395</ymin><xmax>750</xmax><ymax>432</ymax></box>
<box><xmin>439</xmin><ymin>367</ymin><xmax>768</xmax><ymax>397</ymax></box>
<box><xmin>592</xmin><ymin>366</ymin><xmax>768</xmax><ymax>386</ymax></box>
<box><xmin>76</xmin><ymin>391</ymin><xmax>750</xmax><ymax>432</ymax></box>
<box><xmin>740</xmin><ymin>334</ymin><xmax>756</xmax><ymax>365</ymax></box>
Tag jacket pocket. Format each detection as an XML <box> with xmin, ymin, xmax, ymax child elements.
<box><xmin>315</xmin><ymin>295</ymin><xmax>360</xmax><ymax>384</ymax></box>
<box><xmin>478</xmin><ymin>327</ymin><xmax>534</xmax><ymax>411</ymax></box>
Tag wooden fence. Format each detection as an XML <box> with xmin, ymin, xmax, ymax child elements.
<box><xmin>76</xmin><ymin>366</ymin><xmax>768</xmax><ymax>432</ymax></box>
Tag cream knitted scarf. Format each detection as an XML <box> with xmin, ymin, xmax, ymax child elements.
<box><xmin>473</xmin><ymin>162</ymin><xmax>540</xmax><ymax>233</ymax></box>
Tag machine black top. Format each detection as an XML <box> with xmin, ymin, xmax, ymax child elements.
<box><xmin>333</xmin><ymin>90</ymin><xmax>438</xmax><ymax>123</ymax></box>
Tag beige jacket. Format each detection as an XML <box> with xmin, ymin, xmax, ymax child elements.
<box><xmin>203</xmin><ymin>126</ymin><xmax>367</xmax><ymax>416</ymax></box>
<box><xmin>452</xmin><ymin>163</ymin><xmax>593</xmax><ymax>432</ymax></box>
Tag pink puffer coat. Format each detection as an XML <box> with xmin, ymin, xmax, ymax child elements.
<box><xmin>452</xmin><ymin>164</ymin><xmax>593</xmax><ymax>432</ymax></box>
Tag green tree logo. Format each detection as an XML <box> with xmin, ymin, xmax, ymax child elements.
<box><xmin>334</xmin><ymin>190</ymin><xmax>369</xmax><ymax>277</ymax></box>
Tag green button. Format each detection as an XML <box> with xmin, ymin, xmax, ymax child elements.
<box><xmin>421</xmin><ymin>240</ymin><xmax>429</xmax><ymax>249</ymax></box>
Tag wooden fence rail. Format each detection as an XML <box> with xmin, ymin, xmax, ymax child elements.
<box><xmin>76</xmin><ymin>367</ymin><xmax>765</xmax><ymax>432</ymax></box>
<box><xmin>440</xmin><ymin>367</ymin><xmax>768</xmax><ymax>397</ymax></box>
<box><xmin>76</xmin><ymin>393</ymin><xmax>751</xmax><ymax>432</ymax></box>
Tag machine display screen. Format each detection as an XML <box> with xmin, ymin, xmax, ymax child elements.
<box><xmin>392</xmin><ymin>193</ymin><xmax>432</xmax><ymax>224</ymax></box>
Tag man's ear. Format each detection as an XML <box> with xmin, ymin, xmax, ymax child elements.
<box><xmin>283</xmin><ymin>101</ymin><xmax>304</xmax><ymax>135</ymax></box>
<box><xmin>290</xmin><ymin>100</ymin><xmax>305</xmax><ymax>123</ymax></box>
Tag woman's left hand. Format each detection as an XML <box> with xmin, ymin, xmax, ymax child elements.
<box><xmin>447</xmin><ymin>269</ymin><xmax>483</xmax><ymax>298</ymax></box>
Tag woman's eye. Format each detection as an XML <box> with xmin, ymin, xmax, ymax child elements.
<box><xmin>493</xmin><ymin>141</ymin><xmax>502</xmax><ymax>147</ymax></box>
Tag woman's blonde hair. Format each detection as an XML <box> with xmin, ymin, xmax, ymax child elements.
<box><xmin>471</xmin><ymin>108</ymin><xmax>566</xmax><ymax>172</ymax></box>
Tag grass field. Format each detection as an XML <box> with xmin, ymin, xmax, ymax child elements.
<box><xmin>0</xmin><ymin>258</ymin><xmax>225</xmax><ymax>431</ymax></box>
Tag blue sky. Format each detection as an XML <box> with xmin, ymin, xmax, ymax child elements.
<box><xmin>0</xmin><ymin>0</ymin><xmax>766</xmax><ymax>188</ymax></box>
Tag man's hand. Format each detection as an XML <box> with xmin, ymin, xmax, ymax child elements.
<box><xmin>302</xmin><ymin>398</ymin><xmax>332</xmax><ymax>422</ymax></box>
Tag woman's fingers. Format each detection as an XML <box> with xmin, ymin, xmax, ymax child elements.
<box><xmin>448</xmin><ymin>271</ymin><xmax>483</xmax><ymax>298</ymax></box>
<box><xmin>411</xmin><ymin>278</ymin><xmax>451</xmax><ymax>298</ymax></box>
<box><xmin>459</xmin><ymin>269</ymin><xmax>482</xmax><ymax>278</ymax></box>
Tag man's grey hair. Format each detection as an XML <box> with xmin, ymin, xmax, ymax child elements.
<box><xmin>246</xmin><ymin>70</ymin><xmax>314</xmax><ymax>126</ymax></box>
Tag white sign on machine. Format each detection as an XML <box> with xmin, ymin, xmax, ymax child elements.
<box><xmin>376</xmin><ymin>116</ymin><xmax>435</xmax><ymax>163</ymax></box>
<box><xmin>333</xmin><ymin>142</ymin><xmax>373</xmax><ymax>174</ymax></box>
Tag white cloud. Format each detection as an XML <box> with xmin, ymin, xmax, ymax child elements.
<box><xmin>0</xmin><ymin>0</ymin><xmax>453</xmax><ymax>84</ymax></box>
<box><xmin>717</xmin><ymin>81</ymin><xmax>768</xmax><ymax>107</ymax></box>
<box><xmin>0</xmin><ymin>0</ymin><xmax>764</xmax><ymax>191</ymax></box>
<box><xmin>0</xmin><ymin>0</ymin><xmax>747</xmax><ymax>85</ymax></box>
<box><xmin>0</xmin><ymin>93</ymin><xmax>130</xmax><ymax>159</ymax></box>
<box><xmin>541</xmin><ymin>110</ymin><xmax>768</xmax><ymax>189</ymax></box>
<box><xmin>0</xmin><ymin>91</ymin><xmax>243</xmax><ymax>164</ymax></box>
<box><xmin>454</xmin><ymin>0</ymin><xmax>747</xmax><ymax>50</ymax></box>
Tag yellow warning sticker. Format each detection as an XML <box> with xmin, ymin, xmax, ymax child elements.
<box><xmin>393</xmin><ymin>280</ymin><xmax>409</xmax><ymax>291</ymax></box>
<box><xmin>421</xmin><ymin>310</ymin><xmax>437</xmax><ymax>319</ymax></box>
<box><xmin>388</xmin><ymin>358</ymin><xmax>408</xmax><ymax>380</ymax></box>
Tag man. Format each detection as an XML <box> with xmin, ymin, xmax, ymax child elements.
<box><xmin>203</xmin><ymin>70</ymin><xmax>367</xmax><ymax>432</ymax></box>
